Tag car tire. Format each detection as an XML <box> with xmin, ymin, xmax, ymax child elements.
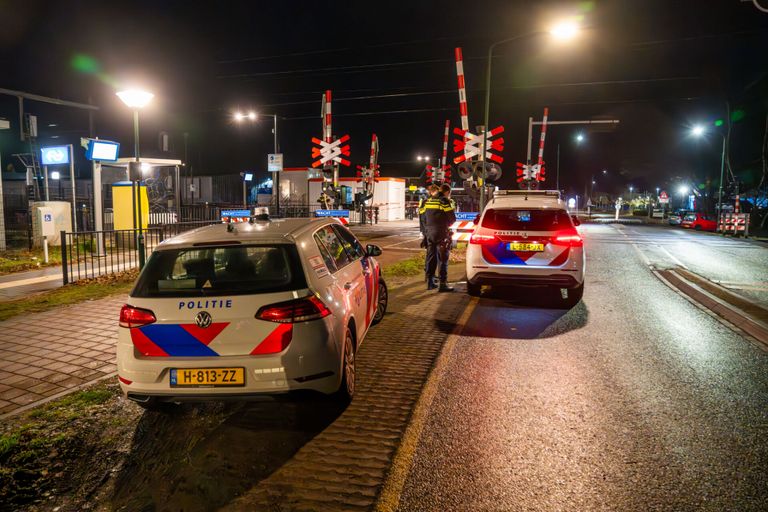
<box><xmin>372</xmin><ymin>279</ymin><xmax>388</xmax><ymax>325</ymax></box>
<box><xmin>694</xmin><ymin>225</ymin><xmax>702</xmax><ymax>231</ymax></box>
<box><xmin>562</xmin><ymin>283</ymin><xmax>584</xmax><ymax>308</ymax></box>
<box><xmin>335</xmin><ymin>327</ymin><xmax>356</xmax><ymax>403</ymax></box>
<box><xmin>467</xmin><ymin>282</ymin><xmax>481</xmax><ymax>296</ymax></box>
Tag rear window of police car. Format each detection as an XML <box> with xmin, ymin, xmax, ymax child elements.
<box><xmin>132</xmin><ymin>244</ymin><xmax>307</xmax><ymax>297</ymax></box>
<box><xmin>481</xmin><ymin>208</ymin><xmax>573</xmax><ymax>231</ymax></box>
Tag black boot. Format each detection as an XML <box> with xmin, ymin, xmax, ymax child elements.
<box><xmin>438</xmin><ymin>280</ymin><xmax>454</xmax><ymax>292</ymax></box>
<box><xmin>427</xmin><ymin>276</ymin><xmax>438</xmax><ymax>290</ymax></box>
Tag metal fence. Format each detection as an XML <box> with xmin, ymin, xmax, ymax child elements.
<box><xmin>60</xmin><ymin>220</ymin><xmax>220</xmax><ymax>284</ymax></box>
<box><xmin>59</xmin><ymin>204</ymin><xmax>381</xmax><ymax>284</ymax></box>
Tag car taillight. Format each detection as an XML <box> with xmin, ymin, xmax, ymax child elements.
<box><xmin>119</xmin><ymin>305</ymin><xmax>156</xmax><ymax>328</ymax></box>
<box><xmin>470</xmin><ymin>233</ymin><xmax>496</xmax><ymax>244</ymax></box>
<box><xmin>552</xmin><ymin>231</ymin><xmax>583</xmax><ymax>247</ymax></box>
<box><xmin>256</xmin><ymin>296</ymin><xmax>332</xmax><ymax>323</ymax></box>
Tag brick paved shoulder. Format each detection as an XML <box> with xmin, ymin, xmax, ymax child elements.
<box><xmin>223</xmin><ymin>274</ymin><xmax>469</xmax><ymax>511</ymax></box>
<box><xmin>0</xmin><ymin>296</ymin><xmax>126</xmax><ymax>417</ymax></box>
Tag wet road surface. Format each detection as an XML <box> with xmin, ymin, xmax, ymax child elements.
<box><xmin>397</xmin><ymin>223</ymin><xmax>768</xmax><ymax>511</ymax></box>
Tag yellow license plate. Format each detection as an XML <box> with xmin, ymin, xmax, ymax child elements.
<box><xmin>508</xmin><ymin>242</ymin><xmax>544</xmax><ymax>252</ymax></box>
<box><xmin>170</xmin><ymin>367</ymin><xmax>245</xmax><ymax>387</ymax></box>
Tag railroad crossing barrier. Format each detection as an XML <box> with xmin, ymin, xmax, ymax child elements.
<box><xmin>451</xmin><ymin>211</ymin><xmax>479</xmax><ymax>244</ymax></box>
<box><xmin>718</xmin><ymin>212</ymin><xmax>750</xmax><ymax>236</ymax></box>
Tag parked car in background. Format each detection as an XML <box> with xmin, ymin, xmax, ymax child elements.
<box><xmin>681</xmin><ymin>213</ymin><xmax>717</xmax><ymax>231</ymax></box>
<box><xmin>668</xmin><ymin>209</ymin><xmax>689</xmax><ymax>226</ymax></box>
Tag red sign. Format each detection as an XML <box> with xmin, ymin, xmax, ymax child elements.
<box><xmin>659</xmin><ymin>190</ymin><xmax>668</xmax><ymax>199</ymax></box>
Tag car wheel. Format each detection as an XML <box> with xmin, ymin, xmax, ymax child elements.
<box><xmin>561</xmin><ymin>283</ymin><xmax>584</xmax><ymax>308</ymax></box>
<box><xmin>467</xmin><ymin>282</ymin><xmax>481</xmax><ymax>296</ymax></box>
<box><xmin>372</xmin><ymin>279</ymin><xmax>388</xmax><ymax>325</ymax></box>
<box><xmin>694</xmin><ymin>225</ymin><xmax>702</xmax><ymax>231</ymax></box>
<box><xmin>336</xmin><ymin>327</ymin><xmax>356</xmax><ymax>402</ymax></box>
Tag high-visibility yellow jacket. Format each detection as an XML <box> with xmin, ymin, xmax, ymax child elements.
<box><xmin>419</xmin><ymin>195</ymin><xmax>455</xmax><ymax>239</ymax></box>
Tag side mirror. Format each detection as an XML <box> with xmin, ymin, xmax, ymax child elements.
<box><xmin>474</xmin><ymin>214</ymin><xmax>481</xmax><ymax>224</ymax></box>
<box><xmin>366</xmin><ymin>244</ymin><xmax>382</xmax><ymax>257</ymax></box>
<box><xmin>571</xmin><ymin>215</ymin><xmax>581</xmax><ymax>226</ymax></box>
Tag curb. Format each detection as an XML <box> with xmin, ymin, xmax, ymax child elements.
<box><xmin>0</xmin><ymin>372</ymin><xmax>118</xmax><ymax>421</ymax></box>
<box><xmin>654</xmin><ymin>269</ymin><xmax>768</xmax><ymax>352</ymax></box>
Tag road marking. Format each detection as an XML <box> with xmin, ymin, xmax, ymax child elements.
<box><xmin>376</xmin><ymin>295</ymin><xmax>479</xmax><ymax>512</ymax></box>
<box><xmin>658</xmin><ymin>245</ymin><xmax>688</xmax><ymax>269</ymax></box>
<box><xmin>631</xmin><ymin>242</ymin><xmax>652</xmax><ymax>266</ymax></box>
<box><xmin>382</xmin><ymin>237</ymin><xmax>423</xmax><ymax>248</ymax></box>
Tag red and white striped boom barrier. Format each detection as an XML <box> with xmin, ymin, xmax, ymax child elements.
<box><xmin>455</xmin><ymin>48</ymin><xmax>469</xmax><ymax>132</ymax></box>
<box><xmin>530</xmin><ymin>107</ymin><xmax>549</xmax><ymax>182</ymax></box>
<box><xmin>537</xmin><ymin>107</ymin><xmax>549</xmax><ymax>166</ymax></box>
<box><xmin>441</xmin><ymin>119</ymin><xmax>450</xmax><ymax>168</ymax></box>
<box><xmin>356</xmin><ymin>133</ymin><xmax>380</xmax><ymax>192</ymax></box>
<box><xmin>311</xmin><ymin>89</ymin><xmax>351</xmax><ymax>168</ymax></box>
<box><xmin>452</xmin><ymin>47</ymin><xmax>504</xmax><ymax>166</ymax></box>
<box><xmin>426</xmin><ymin>120</ymin><xmax>452</xmax><ymax>184</ymax></box>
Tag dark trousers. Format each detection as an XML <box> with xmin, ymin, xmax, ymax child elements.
<box><xmin>425</xmin><ymin>237</ymin><xmax>450</xmax><ymax>281</ymax></box>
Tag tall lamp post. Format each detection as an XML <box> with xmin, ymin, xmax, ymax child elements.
<box><xmin>480</xmin><ymin>19</ymin><xmax>579</xmax><ymax>211</ymax></box>
<box><xmin>691</xmin><ymin>124</ymin><xmax>726</xmax><ymax>219</ymax></box>
<box><xmin>234</xmin><ymin>111</ymin><xmax>279</xmax><ymax>214</ymax></box>
<box><xmin>116</xmin><ymin>88</ymin><xmax>154</xmax><ymax>269</ymax></box>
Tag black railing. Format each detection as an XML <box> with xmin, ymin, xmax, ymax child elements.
<box><xmin>60</xmin><ymin>220</ymin><xmax>220</xmax><ymax>284</ymax></box>
<box><xmin>60</xmin><ymin>228</ymin><xmax>162</xmax><ymax>284</ymax></box>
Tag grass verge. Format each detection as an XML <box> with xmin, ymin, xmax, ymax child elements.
<box><xmin>381</xmin><ymin>247</ymin><xmax>466</xmax><ymax>279</ymax></box>
<box><xmin>0</xmin><ymin>270</ymin><xmax>137</xmax><ymax>322</ymax></box>
<box><xmin>0</xmin><ymin>249</ymin><xmax>62</xmax><ymax>275</ymax></box>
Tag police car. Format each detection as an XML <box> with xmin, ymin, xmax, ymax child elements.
<box><xmin>117</xmin><ymin>216</ymin><xmax>387</xmax><ymax>410</ymax></box>
<box><xmin>466</xmin><ymin>190</ymin><xmax>585</xmax><ymax>306</ymax></box>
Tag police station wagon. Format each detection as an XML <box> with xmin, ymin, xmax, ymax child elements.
<box><xmin>466</xmin><ymin>190</ymin><xmax>585</xmax><ymax>306</ymax></box>
<box><xmin>116</xmin><ymin>217</ymin><xmax>387</xmax><ymax>410</ymax></box>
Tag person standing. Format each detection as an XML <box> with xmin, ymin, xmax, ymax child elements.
<box><xmin>420</xmin><ymin>183</ymin><xmax>455</xmax><ymax>291</ymax></box>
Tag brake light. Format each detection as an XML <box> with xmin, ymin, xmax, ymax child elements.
<box><xmin>119</xmin><ymin>305</ymin><xmax>157</xmax><ymax>328</ymax></box>
<box><xmin>470</xmin><ymin>233</ymin><xmax>497</xmax><ymax>244</ymax></box>
<box><xmin>552</xmin><ymin>231</ymin><xmax>583</xmax><ymax>247</ymax></box>
<box><xmin>256</xmin><ymin>296</ymin><xmax>332</xmax><ymax>323</ymax></box>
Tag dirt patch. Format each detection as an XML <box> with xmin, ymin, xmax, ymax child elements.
<box><xmin>0</xmin><ymin>381</ymin><xmax>141</xmax><ymax>512</ymax></box>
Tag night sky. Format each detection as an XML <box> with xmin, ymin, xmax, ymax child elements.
<box><xmin>0</xmin><ymin>0</ymin><xmax>766</xmax><ymax>197</ymax></box>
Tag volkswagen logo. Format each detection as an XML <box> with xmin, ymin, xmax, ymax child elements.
<box><xmin>195</xmin><ymin>311</ymin><xmax>212</xmax><ymax>328</ymax></box>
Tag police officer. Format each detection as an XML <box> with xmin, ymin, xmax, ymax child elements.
<box><xmin>420</xmin><ymin>183</ymin><xmax>456</xmax><ymax>291</ymax></box>
<box><xmin>419</xmin><ymin>185</ymin><xmax>439</xmax><ymax>247</ymax></box>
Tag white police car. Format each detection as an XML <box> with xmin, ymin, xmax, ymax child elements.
<box><xmin>116</xmin><ymin>217</ymin><xmax>387</xmax><ymax>410</ymax></box>
<box><xmin>466</xmin><ymin>190</ymin><xmax>585</xmax><ymax>306</ymax></box>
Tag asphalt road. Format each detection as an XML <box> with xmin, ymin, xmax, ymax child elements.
<box><xmin>396</xmin><ymin>223</ymin><xmax>768</xmax><ymax>511</ymax></box>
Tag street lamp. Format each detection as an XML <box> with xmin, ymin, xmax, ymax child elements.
<box><xmin>575</xmin><ymin>133</ymin><xmax>585</xmax><ymax>143</ymax></box>
<box><xmin>116</xmin><ymin>88</ymin><xmax>153</xmax><ymax>269</ymax></box>
<box><xmin>690</xmin><ymin>123</ymin><xmax>726</xmax><ymax>220</ymax></box>
<box><xmin>480</xmin><ymin>18</ymin><xmax>580</xmax><ymax>210</ymax></box>
<box><xmin>234</xmin><ymin>110</ymin><xmax>280</xmax><ymax>214</ymax></box>
<box><xmin>550</xmin><ymin>20</ymin><xmax>580</xmax><ymax>41</ymax></box>
<box><xmin>629</xmin><ymin>185</ymin><xmax>634</xmax><ymax>201</ymax></box>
